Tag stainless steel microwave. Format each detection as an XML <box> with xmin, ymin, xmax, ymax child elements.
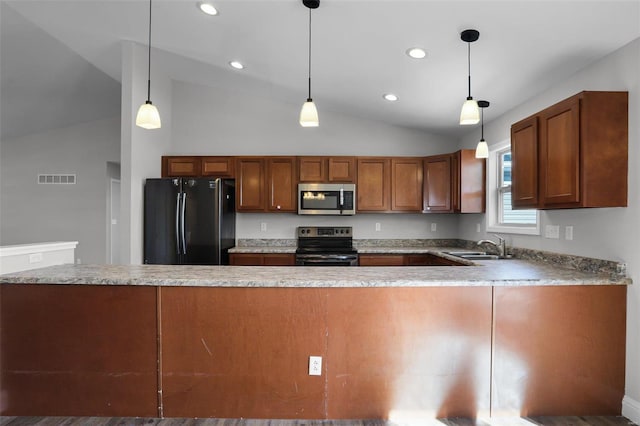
<box><xmin>298</xmin><ymin>183</ymin><xmax>356</xmax><ymax>215</ymax></box>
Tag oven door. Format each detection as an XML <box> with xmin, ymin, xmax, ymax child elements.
<box><xmin>295</xmin><ymin>254</ymin><xmax>358</xmax><ymax>266</ymax></box>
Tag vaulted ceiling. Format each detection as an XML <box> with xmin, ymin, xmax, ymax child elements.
<box><xmin>2</xmin><ymin>0</ymin><xmax>639</xmax><ymax>140</ymax></box>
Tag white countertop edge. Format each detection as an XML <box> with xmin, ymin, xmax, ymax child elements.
<box><xmin>0</xmin><ymin>241</ymin><xmax>79</xmax><ymax>257</ymax></box>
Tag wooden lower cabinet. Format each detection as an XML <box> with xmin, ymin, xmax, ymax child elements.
<box><xmin>0</xmin><ymin>283</ymin><xmax>626</xmax><ymax>419</ymax></box>
<box><xmin>358</xmin><ymin>254</ymin><xmax>405</xmax><ymax>266</ymax></box>
<box><xmin>359</xmin><ymin>253</ymin><xmax>464</xmax><ymax>266</ymax></box>
<box><xmin>230</xmin><ymin>253</ymin><xmax>295</xmax><ymax>265</ymax></box>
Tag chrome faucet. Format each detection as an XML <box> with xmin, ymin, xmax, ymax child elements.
<box><xmin>477</xmin><ymin>234</ymin><xmax>507</xmax><ymax>258</ymax></box>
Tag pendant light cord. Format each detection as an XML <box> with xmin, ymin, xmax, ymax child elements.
<box><xmin>467</xmin><ymin>41</ymin><xmax>472</xmax><ymax>99</ymax></box>
<box><xmin>146</xmin><ymin>0</ymin><xmax>152</xmax><ymax>103</ymax></box>
<box><xmin>307</xmin><ymin>8</ymin><xmax>312</xmax><ymax>101</ymax></box>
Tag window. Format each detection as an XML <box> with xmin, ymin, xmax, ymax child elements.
<box><xmin>486</xmin><ymin>140</ymin><xmax>540</xmax><ymax>235</ymax></box>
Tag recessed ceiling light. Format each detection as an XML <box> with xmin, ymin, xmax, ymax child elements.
<box><xmin>229</xmin><ymin>61</ymin><xmax>244</xmax><ymax>70</ymax></box>
<box><xmin>383</xmin><ymin>93</ymin><xmax>399</xmax><ymax>102</ymax></box>
<box><xmin>406</xmin><ymin>47</ymin><xmax>427</xmax><ymax>59</ymax></box>
<box><xmin>198</xmin><ymin>2</ymin><xmax>218</xmax><ymax>16</ymax></box>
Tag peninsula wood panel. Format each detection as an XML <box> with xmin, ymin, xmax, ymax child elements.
<box><xmin>0</xmin><ymin>285</ymin><xmax>157</xmax><ymax>417</ymax></box>
<box><xmin>160</xmin><ymin>287</ymin><xmax>327</xmax><ymax>419</ymax></box>
<box><xmin>325</xmin><ymin>287</ymin><xmax>493</xmax><ymax>419</ymax></box>
<box><xmin>492</xmin><ymin>285</ymin><xmax>626</xmax><ymax>416</ymax></box>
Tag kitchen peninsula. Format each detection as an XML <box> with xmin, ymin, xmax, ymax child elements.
<box><xmin>0</xmin><ymin>254</ymin><xmax>629</xmax><ymax>420</ymax></box>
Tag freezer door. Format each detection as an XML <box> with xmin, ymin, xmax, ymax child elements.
<box><xmin>181</xmin><ymin>178</ymin><xmax>222</xmax><ymax>265</ymax></box>
<box><xmin>144</xmin><ymin>178</ymin><xmax>181</xmax><ymax>264</ymax></box>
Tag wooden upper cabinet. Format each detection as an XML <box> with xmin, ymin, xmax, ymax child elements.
<box><xmin>423</xmin><ymin>154</ymin><xmax>452</xmax><ymax>213</ymax></box>
<box><xmin>201</xmin><ymin>157</ymin><xmax>235</xmax><ymax>177</ymax></box>
<box><xmin>511</xmin><ymin>91</ymin><xmax>628</xmax><ymax>209</ymax></box>
<box><xmin>357</xmin><ymin>158</ymin><xmax>390</xmax><ymax>211</ymax></box>
<box><xmin>266</xmin><ymin>157</ymin><xmax>297</xmax><ymax>212</ymax></box>
<box><xmin>235</xmin><ymin>157</ymin><xmax>265</xmax><ymax>212</ymax></box>
<box><xmin>162</xmin><ymin>156</ymin><xmax>201</xmax><ymax>177</ymax></box>
<box><xmin>298</xmin><ymin>157</ymin><xmax>327</xmax><ymax>182</ymax></box>
<box><xmin>455</xmin><ymin>149</ymin><xmax>486</xmax><ymax>213</ymax></box>
<box><xmin>391</xmin><ymin>158</ymin><xmax>423</xmax><ymax>212</ymax></box>
<box><xmin>511</xmin><ymin>116</ymin><xmax>539</xmax><ymax>209</ymax></box>
<box><xmin>298</xmin><ymin>156</ymin><xmax>356</xmax><ymax>183</ymax></box>
<box><xmin>540</xmin><ymin>97</ymin><xmax>581</xmax><ymax>207</ymax></box>
<box><xmin>328</xmin><ymin>157</ymin><xmax>356</xmax><ymax>182</ymax></box>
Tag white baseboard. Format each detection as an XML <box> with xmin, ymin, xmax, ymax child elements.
<box><xmin>623</xmin><ymin>395</ymin><xmax>640</xmax><ymax>424</ymax></box>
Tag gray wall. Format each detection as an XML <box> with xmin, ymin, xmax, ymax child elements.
<box><xmin>457</xmin><ymin>38</ymin><xmax>640</xmax><ymax>417</ymax></box>
<box><xmin>0</xmin><ymin>116</ymin><xmax>121</xmax><ymax>264</ymax></box>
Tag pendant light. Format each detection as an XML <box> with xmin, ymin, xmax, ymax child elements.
<box><xmin>136</xmin><ymin>0</ymin><xmax>161</xmax><ymax>130</ymax></box>
<box><xmin>459</xmin><ymin>29</ymin><xmax>480</xmax><ymax>125</ymax></box>
<box><xmin>299</xmin><ymin>0</ymin><xmax>320</xmax><ymax>127</ymax></box>
<box><xmin>475</xmin><ymin>100</ymin><xmax>490</xmax><ymax>158</ymax></box>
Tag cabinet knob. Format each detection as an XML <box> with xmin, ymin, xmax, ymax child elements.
<box><xmin>426</xmin><ymin>206</ymin><xmax>431</xmax><ymax>210</ymax></box>
<box><xmin>277</xmin><ymin>205</ymin><xmax>281</xmax><ymax>210</ymax></box>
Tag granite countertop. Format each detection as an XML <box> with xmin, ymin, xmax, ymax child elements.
<box><xmin>0</xmin><ymin>256</ymin><xmax>630</xmax><ymax>287</ymax></box>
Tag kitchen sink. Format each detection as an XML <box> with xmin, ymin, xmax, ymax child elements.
<box><xmin>443</xmin><ymin>251</ymin><xmax>501</xmax><ymax>260</ymax></box>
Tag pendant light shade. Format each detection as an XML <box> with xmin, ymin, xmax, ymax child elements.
<box><xmin>300</xmin><ymin>100</ymin><xmax>319</xmax><ymax>127</ymax></box>
<box><xmin>475</xmin><ymin>100</ymin><xmax>490</xmax><ymax>159</ymax></box>
<box><xmin>300</xmin><ymin>0</ymin><xmax>319</xmax><ymax>127</ymax></box>
<box><xmin>136</xmin><ymin>0</ymin><xmax>161</xmax><ymax>130</ymax></box>
<box><xmin>460</xmin><ymin>98</ymin><xmax>480</xmax><ymax>125</ymax></box>
<box><xmin>136</xmin><ymin>101</ymin><xmax>161</xmax><ymax>129</ymax></box>
<box><xmin>459</xmin><ymin>29</ymin><xmax>480</xmax><ymax>125</ymax></box>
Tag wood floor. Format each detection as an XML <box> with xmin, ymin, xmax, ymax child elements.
<box><xmin>0</xmin><ymin>417</ymin><xmax>637</xmax><ymax>426</ymax></box>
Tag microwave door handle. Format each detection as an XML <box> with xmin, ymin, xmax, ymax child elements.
<box><xmin>339</xmin><ymin>188</ymin><xmax>344</xmax><ymax>213</ymax></box>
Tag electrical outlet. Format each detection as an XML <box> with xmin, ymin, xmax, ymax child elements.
<box><xmin>545</xmin><ymin>225</ymin><xmax>560</xmax><ymax>239</ymax></box>
<box><xmin>476</xmin><ymin>223</ymin><xmax>481</xmax><ymax>233</ymax></box>
<box><xmin>375</xmin><ymin>222</ymin><xmax>381</xmax><ymax>232</ymax></box>
<box><xmin>430</xmin><ymin>223</ymin><xmax>437</xmax><ymax>232</ymax></box>
<box><xmin>565</xmin><ymin>226</ymin><xmax>574</xmax><ymax>241</ymax></box>
<box><xmin>28</xmin><ymin>253</ymin><xmax>43</xmax><ymax>264</ymax></box>
<box><xmin>260</xmin><ymin>222</ymin><xmax>267</xmax><ymax>232</ymax></box>
<box><xmin>309</xmin><ymin>356</ymin><xmax>322</xmax><ymax>376</ymax></box>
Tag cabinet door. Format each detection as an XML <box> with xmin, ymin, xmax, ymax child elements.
<box><xmin>423</xmin><ymin>155</ymin><xmax>452</xmax><ymax>213</ymax></box>
<box><xmin>511</xmin><ymin>116</ymin><xmax>539</xmax><ymax>209</ymax></box>
<box><xmin>201</xmin><ymin>157</ymin><xmax>235</xmax><ymax>177</ymax></box>
<box><xmin>405</xmin><ymin>254</ymin><xmax>464</xmax><ymax>266</ymax></box>
<box><xmin>263</xmin><ymin>254</ymin><xmax>296</xmax><ymax>266</ymax></box>
<box><xmin>236</xmin><ymin>158</ymin><xmax>265</xmax><ymax>212</ymax></box>
<box><xmin>229</xmin><ymin>253</ymin><xmax>265</xmax><ymax>265</ymax></box>
<box><xmin>299</xmin><ymin>157</ymin><xmax>327</xmax><ymax>182</ymax></box>
<box><xmin>328</xmin><ymin>157</ymin><xmax>356</xmax><ymax>182</ymax></box>
<box><xmin>267</xmin><ymin>157</ymin><xmax>297</xmax><ymax>212</ymax></box>
<box><xmin>391</xmin><ymin>158</ymin><xmax>423</xmax><ymax>211</ymax></box>
<box><xmin>540</xmin><ymin>97</ymin><xmax>581</xmax><ymax>207</ymax></box>
<box><xmin>358</xmin><ymin>254</ymin><xmax>405</xmax><ymax>266</ymax></box>
<box><xmin>163</xmin><ymin>156</ymin><xmax>201</xmax><ymax>177</ymax></box>
<box><xmin>357</xmin><ymin>158</ymin><xmax>390</xmax><ymax>212</ymax></box>
<box><xmin>458</xmin><ymin>149</ymin><xmax>486</xmax><ymax>213</ymax></box>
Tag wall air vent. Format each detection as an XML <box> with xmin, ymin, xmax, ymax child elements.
<box><xmin>37</xmin><ymin>174</ymin><xmax>76</xmax><ymax>185</ymax></box>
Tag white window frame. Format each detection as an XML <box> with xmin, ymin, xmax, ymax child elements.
<box><xmin>486</xmin><ymin>139</ymin><xmax>540</xmax><ymax>235</ymax></box>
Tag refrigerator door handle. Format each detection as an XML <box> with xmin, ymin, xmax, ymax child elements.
<box><xmin>175</xmin><ymin>192</ymin><xmax>181</xmax><ymax>256</ymax></box>
<box><xmin>181</xmin><ymin>192</ymin><xmax>187</xmax><ymax>254</ymax></box>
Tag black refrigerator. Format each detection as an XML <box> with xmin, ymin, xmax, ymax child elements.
<box><xmin>144</xmin><ymin>178</ymin><xmax>235</xmax><ymax>265</ymax></box>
